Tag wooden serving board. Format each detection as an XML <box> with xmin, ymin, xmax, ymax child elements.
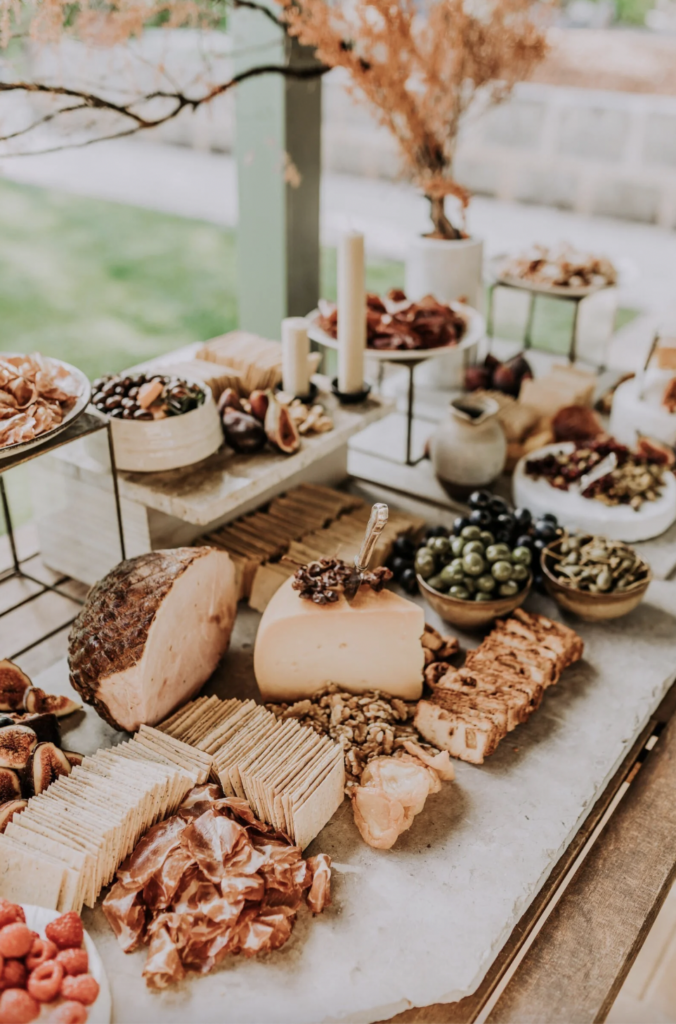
<box><xmin>35</xmin><ymin>583</ymin><xmax>676</xmax><ymax>1024</ymax></box>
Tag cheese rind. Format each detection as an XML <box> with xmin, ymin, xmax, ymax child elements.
<box><xmin>254</xmin><ymin>577</ymin><xmax>425</xmax><ymax>702</ymax></box>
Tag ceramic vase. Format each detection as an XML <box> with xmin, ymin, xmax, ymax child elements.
<box><xmin>405</xmin><ymin>236</ymin><xmax>484</xmax><ymax>388</ymax></box>
<box><xmin>430</xmin><ymin>395</ymin><xmax>506</xmax><ymax>498</ymax></box>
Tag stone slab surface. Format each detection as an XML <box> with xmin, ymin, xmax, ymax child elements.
<box><xmin>50</xmin><ymin>377</ymin><xmax>390</xmax><ymax>526</ymax></box>
<box><xmin>38</xmin><ymin>581</ymin><xmax>676</xmax><ymax>1024</ymax></box>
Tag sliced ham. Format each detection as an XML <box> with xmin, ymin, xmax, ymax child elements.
<box><xmin>68</xmin><ymin>547</ymin><xmax>238</xmax><ymax>732</ymax></box>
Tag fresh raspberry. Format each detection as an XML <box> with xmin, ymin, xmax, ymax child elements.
<box><xmin>55</xmin><ymin>949</ymin><xmax>88</xmax><ymax>976</ymax></box>
<box><xmin>0</xmin><ymin>906</ymin><xmax>24</xmax><ymax>932</ymax></box>
<box><xmin>26</xmin><ymin>960</ymin><xmax>63</xmax><ymax>1004</ymax></box>
<box><xmin>0</xmin><ymin>926</ymin><xmax>33</xmax><ymax>960</ymax></box>
<box><xmin>60</xmin><ymin>975</ymin><xmax>99</xmax><ymax>1006</ymax></box>
<box><xmin>0</xmin><ymin>962</ymin><xmax>26</xmax><ymax>990</ymax></box>
<box><xmin>24</xmin><ymin>938</ymin><xmax>57</xmax><ymax>972</ymax></box>
<box><xmin>51</xmin><ymin>1001</ymin><xmax>88</xmax><ymax>1024</ymax></box>
<box><xmin>0</xmin><ymin>988</ymin><xmax>39</xmax><ymax>1023</ymax></box>
<box><xmin>44</xmin><ymin>914</ymin><xmax>83</xmax><ymax>952</ymax></box>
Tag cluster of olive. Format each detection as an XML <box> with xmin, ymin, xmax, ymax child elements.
<box><xmin>415</xmin><ymin>525</ymin><xmax>532</xmax><ymax>602</ymax></box>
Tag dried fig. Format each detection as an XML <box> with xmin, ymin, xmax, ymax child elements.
<box><xmin>0</xmin><ymin>724</ymin><xmax>37</xmax><ymax>770</ymax></box>
<box><xmin>464</xmin><ymin>364</ymin><xmax>491</xmax><ymax>392</ymax></box>
<box><xmin>0</xmin><ymin>767</ymin><xmax>21</xmax><ymax>803</ymax></box>
<box><xmin>264</xmin><ymin>395</ymin><xmax>300</xmax><ymax>454</ymax></box>
<box><xmin>0</xmin><ymin>660</ymin><xmax>32</xmax><ymax>711</ymax></box>
<box><xmin>20</xmin><ymin>713</ymin><xmax>61</xmax><ymax>746</ymax></box>
<box><xmin>62</xmin><ymin>750</ymin><xmax>84</xmax><ymax>769</ymax></box>
<box><xmin>248</xmin><ymin>389</ymin><xmax>269</xmax><ymax>423</ymax></box>
<box><xmin>31</xmin><ymin>742</ymin><xmax>71</xmax><ymax>795</ymax></box>
<box><xmin>23</xmin><ymin>688</ymin><xmax>81</xmax><ymax>718</ymax></box>
<box><xmin>217</xmin><ymin>388</ymin><xmax>242</xmax><ymax>414</ymax></box>
<box><xmin>221</xmin><ymin>409</ymin><xmax>266</xmax><ymax>454</ymax></box>
<box><xmin>0</xmin><ymin>799</ymin><xmax>27</xmax><ymax>833</ymax></box>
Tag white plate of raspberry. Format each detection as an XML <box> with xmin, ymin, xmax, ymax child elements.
<box><xmin>0</xmin><ymin>905</ymin><xmax>111</xmax><ymax>1024</ymax></box>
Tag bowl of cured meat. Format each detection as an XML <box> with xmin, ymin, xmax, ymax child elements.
<box><xmin>0</xmin><ymin>354</ymin><xmax>89</xmax><ymax>459</ymax></box>
<box><xmin>492</xmin><ymin>243</ymin><xmax>617</xmax><ymax>297</ymax></box>
<box><xmin>308</xmin><ymin>290</ymin><xmax>483</xmax><ymax>361</ymax></box>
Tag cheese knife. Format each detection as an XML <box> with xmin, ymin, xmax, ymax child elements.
<box><xmin>577</xmin><ymin>451</ymin><xmax>617</xmax><ymax>494</ymax></box>
<box><xmin>344</xmin><ymin>502</ymin><xmax>389</xmax><ymax>602</ymax></box>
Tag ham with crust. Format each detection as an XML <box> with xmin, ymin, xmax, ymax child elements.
<box><xmin>68</xmin><ymin>548</ymin><xmax>238</xmax><ymax>732</ymax></box>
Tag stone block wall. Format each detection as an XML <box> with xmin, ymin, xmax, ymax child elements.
<box><xmin>321</xmin><ymin>74</ymin><xmax>676</xmax><ymax>228</ymax></box>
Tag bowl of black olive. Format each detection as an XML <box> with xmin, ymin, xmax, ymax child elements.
<box><xmin>88</xmin><ymin>371</ymin><xmax>222</xmax><ymax>472</ymax></box>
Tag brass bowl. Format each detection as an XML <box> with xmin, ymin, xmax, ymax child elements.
<box><xmin>417</xmin><ymin>573</ymin><xmax>531</xmax><ymax>630</ymax></box>
<box><xmin>542</xmin><ymin>537</ymin><xmax>651</xmax><ymax>621</ymax></box>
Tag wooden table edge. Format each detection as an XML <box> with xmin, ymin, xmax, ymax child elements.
<box><xmin>379</xmin><ymin>680</ymin><xmax>676</xmax><ymax>1024</ymax></box>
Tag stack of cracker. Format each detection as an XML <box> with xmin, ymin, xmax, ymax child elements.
<box><xmin>247</xmin><ymin>500</ymin><xmax>426</xmax><ymax>612</ymax></box>
<box><xmin>200</xmin><ymin>482</ymin><xmax>425</xmax><ymax>610</ymax></box>
<box><xmin>159</xmin><ymin>696</ymin><xmax>345</xmax><ymax>850</ymax></box>
<box><xmin>196</xmin><ymin>330</ymin><xmax>320</xmax><ymax>395</ymax></box>
<box><xmin>0</xmin><ymin>728</ymin><xmax>212</xmax><ymax>914</ymax></box>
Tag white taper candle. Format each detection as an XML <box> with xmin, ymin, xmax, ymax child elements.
<box><xmin>337</xmin><ymin>230</ymin><xmax>366</xmax><ymax>394</ymax></box>
<box><xmin>281</xmin><ymin>317</ymin><xmax>310</xmax><ymax>397</ymax></box>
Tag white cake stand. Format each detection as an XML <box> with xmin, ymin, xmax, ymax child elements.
<box><xmin>307</xmin><ymin>304</ymin><xmax>485</xmax><ymax>464</ymax></box>
<box><xmin>513</xmin><ymin>442</ymin><xmax>676</xmax><ymax>542</ymax></box>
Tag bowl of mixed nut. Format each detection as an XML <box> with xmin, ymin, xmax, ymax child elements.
<box><xmin>542</xmin><ymin>533</ymin><xmax>651</xmax><ymax>620</ymax></box>
<box><xmin>88</xmin><ymin>371</ymin><xmax>223</xmax><ymax>472</ymax></box>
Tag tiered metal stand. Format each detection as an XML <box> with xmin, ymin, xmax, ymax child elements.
<box><xmin>0</xmin><ymin>410</ymin><xmax>125</xmax><ymax>661</ymax></box>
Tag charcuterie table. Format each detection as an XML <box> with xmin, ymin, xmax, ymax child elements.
<box><xmin>22</xmin><ymin>573</ymin><xmax>676</xmax><ymax>1024</ymax></box>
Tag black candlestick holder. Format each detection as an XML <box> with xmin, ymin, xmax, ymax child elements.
<box><xmin>331</xmin><ymin>378</ymin><xmax>372</xmax><ymax>404</ymax></box>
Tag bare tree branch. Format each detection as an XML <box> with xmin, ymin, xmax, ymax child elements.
<box><xmin>231</xmin><ymin>0</ymin><xmax>285</xmax><ymax>29</ymax></box>
<box><xmin>0</xmin><ymin>61</ymin><xmax>328</xmax><ymax>155</ymax></box>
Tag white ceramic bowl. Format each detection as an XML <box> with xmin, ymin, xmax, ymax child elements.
<box><xmin>87</xmin><ymin>379</ymin><xmax>223</xmax><ymax>473</ymax></box>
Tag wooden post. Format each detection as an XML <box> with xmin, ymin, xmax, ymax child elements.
<box><xmin>232</xmin><ymin>5</ymin><xmax>322</xmax><ymax>338</ymax></box>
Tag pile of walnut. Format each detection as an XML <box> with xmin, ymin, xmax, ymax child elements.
<box><xmin>0</xmin><ymin>659</ymin><xmax>82</xmax><ymax>831</ymax></box>
<box><xmin>267</xmin><ymin>625</ymin><xmax>458</xmax><ymax>787</ymax></box>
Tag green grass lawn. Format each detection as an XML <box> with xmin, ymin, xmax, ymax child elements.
<box><xmin>0</xmin><ymin>176</ymin><xmax>637</xmax><ymax>536</ymax></box>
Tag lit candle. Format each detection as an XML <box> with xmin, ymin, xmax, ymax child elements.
<box><xmin>281</xmin><ymin>317</ymin><xmax>310</xmax><ymax>397</ymax></box>
<box><xmin>337</xmin><ymin>230</ymin><xmax>366</xmax><ymax>394</ymax></box>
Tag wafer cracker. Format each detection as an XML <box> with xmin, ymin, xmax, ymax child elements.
<box><xmin>0</xmin><ymin>835</ymin><xmax>68</xmax><ymax>911</ymax></box>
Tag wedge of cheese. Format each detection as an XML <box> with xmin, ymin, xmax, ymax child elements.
<box><xmin>254</xmin><ymin>577</ymin><xmax>425</xmax><ymax>702</ymax></box>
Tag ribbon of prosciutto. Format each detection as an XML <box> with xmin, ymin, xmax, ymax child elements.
<box><xmin>102</xmin><ymin>785</ymin><xmax>331</xmax><ymax>988</ymax></box>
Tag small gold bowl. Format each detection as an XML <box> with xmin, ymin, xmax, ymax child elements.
<box><xmin>417</xmin><ymin>573</ymin><xmax>531</xmax><ymax>630</ymax></box>
<box><xmin>542</xmin><ymin>537</ymin><xmax>651</xmax><ymax>621</ymax></box>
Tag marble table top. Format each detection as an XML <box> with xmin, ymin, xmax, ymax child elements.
<box><xmin>39</xmin><ymin>581</ymin><xmax>676</xmax><ymax>1024</ymax></box>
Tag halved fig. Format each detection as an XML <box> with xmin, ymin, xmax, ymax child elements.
<box><xmin>23</xmin><ymin>687</ymin><xmax>82</xmax><ymax>718</ymax></box>
<box><xmin>0</xmin><ymin>799</ymin><xmax>27</xmax><ymax>833</ymax></box>
<box><xmin>0</xmin><ymin>724</ymin><xmax>37</xmax><ymax>770</ymax></box>
<box><xmin>0</xmin><ymin>660</ymin><xmax>32</xmax><ymax>711</ymax></box>
<box><xmin>21</xmin><ymin>712</ymin><xmax>61</xmax><ymax>747</ymax></box>
<box><xmin>62</xmin><ymin>750</ymin><xmax>84</xmax><ymax>769</ymax></box>
<box><xmin>32</xmin><ymin>742</ymin><xmax>72</xmax><ymax>795</ymax></box>
<box><xmin>264</xmin><ymin>394</ymin><xmax>300</xmax><ymax>454</ymax></box>
<box><xmin>0</xmin><ymin>767</ymin><xmax>21</xmax><ymax>803</ymax></box>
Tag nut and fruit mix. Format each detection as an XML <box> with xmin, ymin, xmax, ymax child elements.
<box><xmin>91</xmin><ymin>373</ymin><xmax>205</xmax><ymax>420</ymax></box>
<box><xmin>525</xmin><ymin>437</ymin><xmax>670</xmax><ymax>510</ymax></box>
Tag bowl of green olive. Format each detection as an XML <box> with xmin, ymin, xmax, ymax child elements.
<box><xmin>414</xmin><ymin>525</ymin><xmax>532</xmax><ymax>629</ymax></box>
<box><xmin>542</xmin><ymin>534</ymin><xmax>651</xmax><ymax>621</ymax></box>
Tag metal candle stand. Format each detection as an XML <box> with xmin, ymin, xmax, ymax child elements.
<box><xmin>486</xmin><ymin>278</ymin><xmax>615</xmax><ymax>369</ymax></box>
<box><xmin>0</xmin><ymin>409</ymin><xmax>126</xmax><ymax>662</ymax></box>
